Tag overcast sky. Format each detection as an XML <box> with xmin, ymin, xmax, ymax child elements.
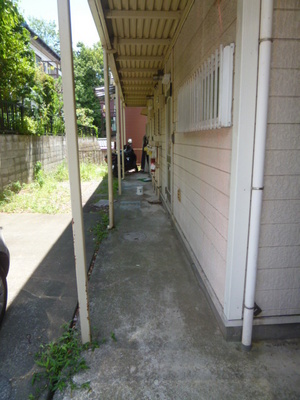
<box><xmin>18</xmin><ymin>0</ymin><xmax>99</xmax><ymax>48</ymax></box>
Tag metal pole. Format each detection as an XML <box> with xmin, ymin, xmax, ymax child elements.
<box><xmin>103</xmin><ymin>48</ymin><xmax>114</xmax><ymax>229</ymax></box>
<box><xmin>57</xmin><ymin>0</ymin><xmax>91</xmax><ymax>344</ymax></box>
<box><xmin>122</xmin><ymin>103</ymin><xmax>126</xmax><ymax>179</ymax></box>
<box><xmin>120</xmin><ymin>101</ymin><xmax>125</xmax><ymax>180</ymax></box>
<box><xmin>115</xmin><ymin>86</ymin><xmax>122</xmax><ymax>195</ymax></box>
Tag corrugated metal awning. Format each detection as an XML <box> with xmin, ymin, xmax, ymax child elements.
<box><xmin>88</xmin><ymin>0</ymin><xmax>194</xmax><ymax>107</ymax></box>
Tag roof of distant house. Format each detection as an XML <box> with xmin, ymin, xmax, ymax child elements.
<box><xmin>24</xmin><ymin>23</ymin><xmax>61</xmax><ymax>62</ymax></box>
<box><xmin>94</xmin><ymin>85</ymin><xmax>115</xmax><ymax>100</ymax></box>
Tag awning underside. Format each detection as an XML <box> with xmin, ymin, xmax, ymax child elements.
<box><xmin>89</xmin><ymin>0</ymin><xmax>193</xmax><ymax>107</ymax></box>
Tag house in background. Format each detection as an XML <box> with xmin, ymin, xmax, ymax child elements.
<box><xmin>95</xmin><ymin>84</ymin><xmax>147</xmax><ymax>162</ymax></box>
<box><xmin>124</xmin><ymin>107</ymin><xmax>147</xmax><ymax>164</ymax></box>
<box><xmin>25</xmin><ymin>24</ymin><xmax>61</xmax><ymax>79</ymax></box>
<box><xmin>95</xmin><ymin>83</ymin><xmax>116</xmax><ymax>138</ymax></box>
<box><xmin>86</xmin><ymin>0</ymin><xmax>299</xmax><ymax>347</ymax></box>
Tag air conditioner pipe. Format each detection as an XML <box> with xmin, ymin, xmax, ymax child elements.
<box><xmin>242</xmin><ymin>0</ymin><xmax>273</xmax><ymax>351</ymax></box>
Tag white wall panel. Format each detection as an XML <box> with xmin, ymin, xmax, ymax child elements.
<box><xmin>172</xmin><ymin>86</ymin><xmax>232</xmax><ymax>311</ymax></box>
<box><xmin>260</xmin><ymin>223</ymin><xmax>300</xmax><ymax>247</ymax></box>
<box><xmin>258</xmin><ymin>246</ymin><xmax>300</xmax><ymax>270</ymax></box>
<box><xmin>264</xmin><ymin>175</ymin><xmax>300</xmax><ymax>199</ymax></box>
<box><xmin>266</xmin><ymin>124</ymin><xmax>300</xmax><ymax>149</ymax></box>
<box><xmin>174</xmin><ymin>153</ymin><xmax>231</xmax><ymax>201</ymax></box>
<box><xmin>260</xmin><ymin>200</ymin><xmax>300</xmax><ymax>224</ymax></box>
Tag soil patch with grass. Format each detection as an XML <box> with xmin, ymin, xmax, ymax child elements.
<box><xmin>0</xmin><ymin>162</ymin><xmax>108</xmax><ymax>214</ymax></box>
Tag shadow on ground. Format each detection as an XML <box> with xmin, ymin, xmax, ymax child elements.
<box><xmin>0</xmin><ymin>176</ymin><xmax>111</xmax><ymax>400</ymax></box>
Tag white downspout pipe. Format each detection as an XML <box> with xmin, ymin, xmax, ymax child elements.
<box><xmin>103</xmin><ymin>48</ymin><xmax>114</xmax><ymax>229</ymax></box>
<box><xmin>57</xmin><ymin>0</ymin><xmax>91</xmax><ymax>343</ymax></box>
<box><xmin>242</xmin><ymin>0</ymin><xmax>273</xmax><ymax>351</ymax></box>
<box><xmin>115</xmin><ymin>85</ymin><xmax>122</xmax><ymax>194</ymax></box>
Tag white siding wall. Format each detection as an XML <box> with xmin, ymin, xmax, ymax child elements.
<box><xmin>171</xmin><ymin>1</ymin><xmax>237</xmax><ymax>306</ymax></box>
<box><xmin>160</xmin><ymin>58</ymin><xmax>171</xmax><ymax>208</ymax></box>
<box><xmin>256</xmin><ymin>1</ymin><xmax>300</xmax><ymax>317</ymax></box>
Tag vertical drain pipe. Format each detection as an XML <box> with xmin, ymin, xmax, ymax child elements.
<box><xmin>115</xmin><ymin>85</ymin><xmax>122</xmax><ymax>194</ymax></box>
<box><xmin>103</xmin><ymin>48</ymin><xmax>114</xmax><ymax>229</ymax></box>
<box><xmin>242</xmin><ymin>0</ymin><xmax>273</xmax><ymax>350</ymax></box>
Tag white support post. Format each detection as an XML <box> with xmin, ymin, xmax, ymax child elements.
<box><xmin>57</xmin><ymin>0</ymin><xmax>91</xmax><ymax>344</ymax></box>
<box><xmin>120</xmin><ymin>101</ymin><xmax>125</xmax><ymax>180</ymax></box>
<box><xmin>122</xmin><ymin>104</ymin><xmax>126</xmax><ymax>179</ymax></box>
<box><xmin>224</xmin><ymin>0</ymin><xmax>260</xmax><ymax>321</ymax></box>
<box><xmin>103</xmin><ymin>48</ymin><xmax>114</xmax><ymax>229</ymax></box>
<box><xmin>115</xmin><ymin>85</ymin><xmax>121</xmax><ymax>195</ymax></box>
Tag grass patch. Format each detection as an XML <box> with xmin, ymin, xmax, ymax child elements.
<box><xmin>96</xmin><ymin>174</ymin><xmax>119</xmax><ymax>198</ymax></box>
<box><xmin>90</xmin><ymin>211</ymin><xmax>109</xmax><ymax>249</ymax></box>
<box><xmin>29</xmin><ymin>324</ymin><xmax>99</xmax><ymax>399</ymax></box>
<box><xmin>0</xmin><ymin>162</ymin><xmax>108</xmax><ymax>214</ymax></box>
<box><xmin>80</xmin><ymin>162</ymin><xmax>107</xmax><ymax>182</ymax></box>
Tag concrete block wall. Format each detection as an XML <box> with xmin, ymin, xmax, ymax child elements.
<box><xmin>78</xmin><ymin>137</ymin><xmax>105</xmax><ymax>165</ymax></box>
<box><xmin>0</xmin><ymin>135</ymin><xmax>66</xmax><ymax>189</ymax></box>
<box><xmin>256</xmin><ymin>1</ymin><xmax>300</xmax><ymax>317</ymax></box>
<box><xmin>0</xmin><ymin>135</ymin><xmax>104</xmax><ymax>190</ymax></box>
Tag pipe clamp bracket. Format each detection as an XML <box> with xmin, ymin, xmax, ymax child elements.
<box><xmin>252</xmin><ymin>186</ymin><xmax>264</xmax><ymax>191</ymax></box>
<box><xmin>259</xmin><ymin>37</ymin><xmax>273</xmax><ymax>44</ymax></box>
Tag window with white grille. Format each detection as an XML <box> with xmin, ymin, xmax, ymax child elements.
<box><xmin>177</xmin><ymin>43</ymin><xmax>234</xmax><ymax>132</ymax></box>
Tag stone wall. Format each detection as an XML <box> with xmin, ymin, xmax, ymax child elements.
<box><xmin>0</xmin><ymin>135</ymin><xmax>104</xmax><ymax>190</ymax></box>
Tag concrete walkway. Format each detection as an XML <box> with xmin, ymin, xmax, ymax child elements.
<box><xmin>54</xmin><ymin>174</ymin><xmax>300</xmax><ymax>400</ymax></box>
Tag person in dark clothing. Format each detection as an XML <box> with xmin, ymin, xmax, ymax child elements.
<box><xmin>141</xmin><ymin>134</ymin><xmax>148</xmax><ymax>172</ymax></box>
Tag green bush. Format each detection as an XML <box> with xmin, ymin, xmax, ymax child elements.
<box><xmin>34</xmin><ymin>161</ymin><xmax>45</xmax><ymax>187</ymax></box>
<box><xmin>0</xmin><ymin>181</ymin><xmax>22</xmax><ymax>203</ymax></box>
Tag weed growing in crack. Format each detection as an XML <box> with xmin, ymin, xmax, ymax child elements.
<box><xmin>90</xmin><ymin>211</ymin><xmax>109</xmax><ymax>249</ymax></box>
<box><xmin>29</xmin><ymin>324</ymin><xmax>99</xmax><ymax>399</ymax></box>
<box><xmin>110</xmin><ymin>332</ymin><xmax>117</xmax><ymax>342</ymax></box>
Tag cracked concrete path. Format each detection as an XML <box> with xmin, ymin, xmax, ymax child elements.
<box><xmin>54</xmin><ymin>174</ymin><xmax>300</xmax><ymax>400</ymax></box>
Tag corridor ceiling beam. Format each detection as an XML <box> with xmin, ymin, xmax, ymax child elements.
<box><xmin>121</xmin><ymin>78</ymin><xmax>153</xmax><ymax>83</ymax></box>
<box><xmin>119</xmin><ymin>68</ymin><xmax>159</xmax><ymax>73</ymax></box>
<box><xmin>116</xmin><ymin>55</ymin><xmax>164</xmax><ymax>62</ymax></box>
<box><xmin>117</xmin><ymin>38</ymin><xmax>171</xmax><ymax>46</ymax></box>
<box><xmin>105</xmin><ymin>10</ymin><xmax>182</xmax><ymax>19</ymax></box>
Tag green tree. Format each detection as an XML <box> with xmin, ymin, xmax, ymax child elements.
<box><xmin>0</xmin><ymin>0</ymin><xmax>35</xmax><ymax>101</ymax></box>
<box><xmin>29</xmin><ymin>67</ymin><xmax>64</xmax><ymax>135</ymax></box>
<box><xmin>27</xmin><ymin>16</ymin><xmax>60</xmax><ymax>55</ymax></box>
<box><xmin>73</xmin><ymin>42</ymin><xmax>104</xmax><ymax>132</ymax></box>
